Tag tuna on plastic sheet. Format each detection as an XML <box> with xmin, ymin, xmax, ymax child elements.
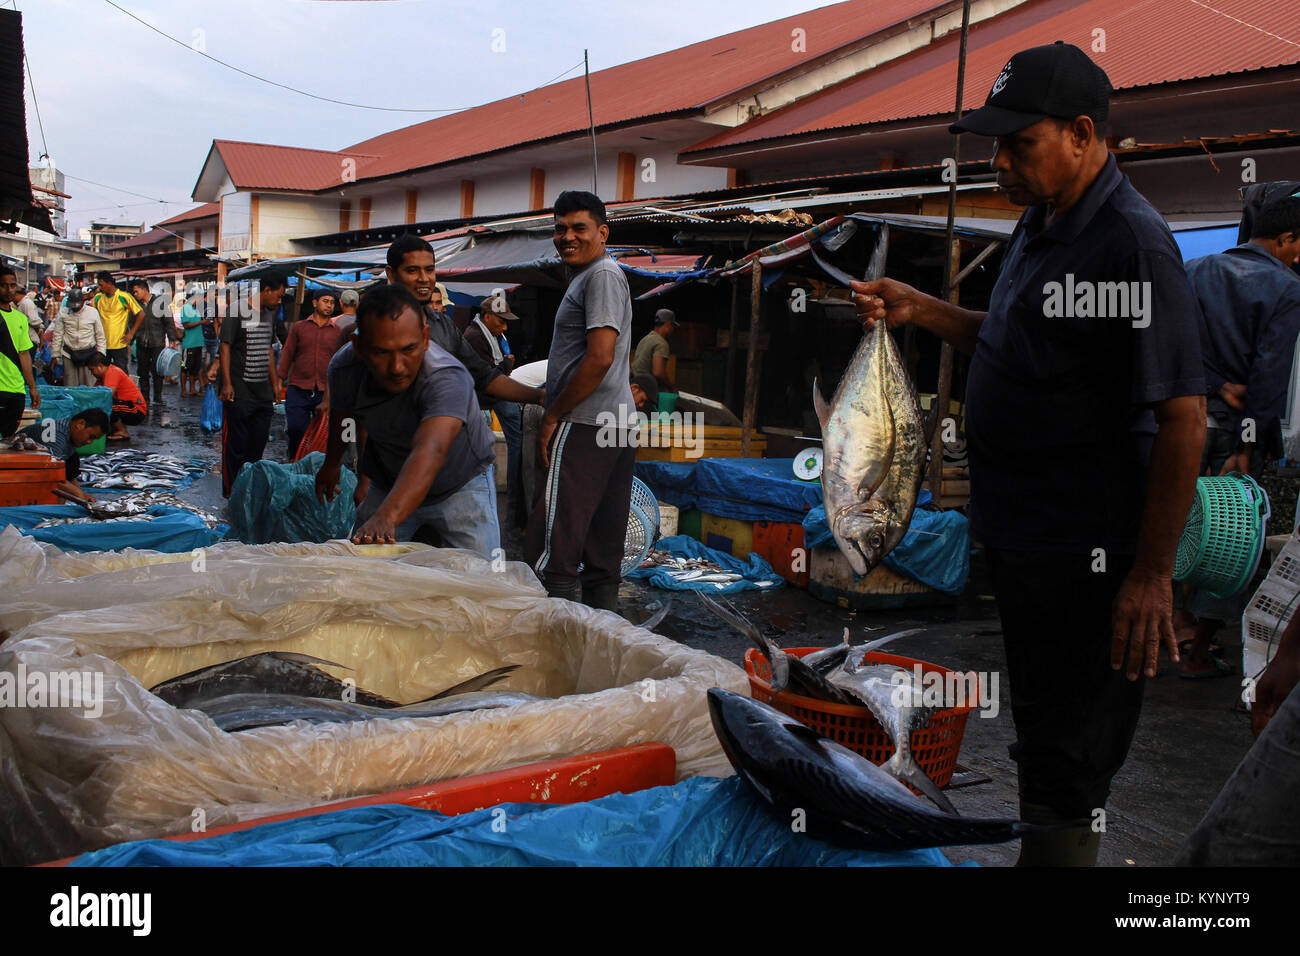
<box><xmin>0</xmin><ymin>531</ymin><xmax>748</xmax><ymax>865</ymax></box>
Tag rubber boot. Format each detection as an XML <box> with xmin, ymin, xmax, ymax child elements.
<box><xmin>1015</xmin><ymin>801</ymin><xmax>1102</xmax><ymax>867</ymax></box>
<box><xmin>581</xmin><ymin>581</ymin><xmax>620</xmax><ymax>613</ymax></box>
<box><xmin>542</xmin><ymin>574</ymin><xmax>581</xmax><ymax>604</ymax></box>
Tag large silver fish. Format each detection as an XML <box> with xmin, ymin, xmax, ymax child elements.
<box><xmin>708</xmin><ymin>688</ymin><xmax>1047</xmax><ymax>852</ymax></box>
<box><xmin>825</xmin><ymin>653</ymin><xmax>955</xmax><ymax>814</ymax></box>
<box><xmin>813</xmin><ymin>229</ymin><xmax>925</xmax><ymax>576</ymax></box>
<box><xmin>193</xmin><ymin>689</ymin><xmax>545</xmax><ymax>733</ymax></box>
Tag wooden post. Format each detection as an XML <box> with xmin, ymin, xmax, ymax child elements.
<box><xmin>724</xmin><ymin>276</ymin><xmax>741</xmax><ymax>410</ymax></box>
<box><xmin>740</xmin><ymin>263</ymin><xmax>763</xmax><ymax>458</ymax></box>
<box><xmin>926</xmin><ymin>239</ymin><xmax>960</xmax><ymax>498</ymax></box>
<box><xmin>292</xmin><ymin>263</ymin><xmax>308</xmax><ymax>328</ymax></box>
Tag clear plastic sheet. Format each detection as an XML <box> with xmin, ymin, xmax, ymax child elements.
<box><xmin>0</xmin><ymin>530</ymin><xmax>747</xmax><ymax>864</ymax></box>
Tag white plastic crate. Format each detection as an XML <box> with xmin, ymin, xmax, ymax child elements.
<box><xmin>1242</xmin><ymin>530</ymin><xmax>1300</xmax><ymax>694</ymax></box>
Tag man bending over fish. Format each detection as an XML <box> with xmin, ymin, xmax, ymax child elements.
<box><xmin>853</xmin><ymin>44</ymin><xmax>1205</xmax><ymax>865</ymax></box>
<box><xmin>316</xmin><ymin>283</ymin><xmax>499</xmax><ymax>554</ymax></box>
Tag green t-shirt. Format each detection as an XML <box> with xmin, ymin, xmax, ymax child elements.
<box><xmin>180</xmin><ymin>303</ymin><xmax>204</xmax><ymax>349</ymax></box>
<box><xmin>0</xmin><ymin>306</ymin><xmax>34</xmax><ymax>394</ymax></box>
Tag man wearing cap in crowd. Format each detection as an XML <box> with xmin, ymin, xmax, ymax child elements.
<box><xmin>338</xmin><ymin>288</ymin><xmax>359</xmax><ymax>322</ymax></box>
<box><xmin>632</xmin><ymin>308</ymin><xmax>678</xmax><ymax>393</ymax></box>
<box><xmin>853</xmin><ymin>42</ymin><xmax>1206</xmax><ymax>865</ymax></box>
<box><xmin>464</xmin><ymin>297</ymin><xmax>525</xmax><ymax>526</ymax></box>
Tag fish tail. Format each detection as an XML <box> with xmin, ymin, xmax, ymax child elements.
<box><xmin>890</xmin><ymin>755</ymin><xmax>958</xmax><ymax>815</ymax></box>
<box><xmin>419</xmin><ymin>664</ymin><xmax>521</xmax><ymax>702</ymax></box>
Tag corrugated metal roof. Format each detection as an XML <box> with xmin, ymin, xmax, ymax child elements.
<box><xmin>202</xmin><ymin>0</ymin><xmax>951</xmax><ymax>192</ymax></box>
<box><xmin>155</xmin><ymin>202</ymin><xmax>219</xmax><ymax>227</ymax></box>
<box><xmin>685</xmin><ymin>0</ymin><xmax>1300</xmax><ymax>154</ymax></box>
<box><xmin>213</xmin><ymin>140</ymin><xmax>379</xmax><ymax>191</ymax></box>
<box><xmin>112</xmin><ymin>226</ymin><xmax>177</xmax><ymax>250</ymax></box>
<box><xmin>0</xmin><ymin>10</ymin><xmax>52</xmax><ymax>234</ymax></box>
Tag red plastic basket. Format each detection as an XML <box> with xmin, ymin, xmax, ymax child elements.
<box><xmin>744</xmin><ymin>647</ymin><xmax>976</xmax><ymax>788</ymax></box>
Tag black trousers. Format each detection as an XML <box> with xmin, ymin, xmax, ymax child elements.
<box><xmin>0</xmin><ymin>391</ymin><xmax>24</xmax><ymax>437</ymax></box>
<box><xmin>221</xmin><ymin>400</ymin><xmax>272</xmax><ymax>497</ymax></box>
<box><xmin>107</xmin><ymin>347</ymin><xmax>129</xmax><ymax>373</ymax></box>
<box><xmin>524</xmin><ymin>421</ymin><xmax>636</xmax><ymax>588</ymax></box>
<box><xmin>137</xmin><ymin>345</ymin><xmax>166</xmax><ymax>400</ymax></box>
<box><xmin>988</xmin><ymin>547</ymin><xmax>1145</xmax><ymax>820</ymax></box>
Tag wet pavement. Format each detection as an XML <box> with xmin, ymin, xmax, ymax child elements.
<box><xmin>121</xmin><ymin>386</ymin><xmax>1256</xmax><ymax>868</ymax></box>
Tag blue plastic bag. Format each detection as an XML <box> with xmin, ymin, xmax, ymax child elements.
<box><xmin>200</xmin><ymin>384</ymin><xmax>222</xmax><ymax>432</ymax></box>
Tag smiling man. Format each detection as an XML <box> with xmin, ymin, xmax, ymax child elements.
<box><xmin>523</xmin><ymin>191</ymin><xmax>636</xmax><ymax>612</ymax></box>
<box><xmin>852</xmin><ymin>43</ymin><xmax>1206</xmax><ymax>866</ymax></box>
<box><xmin>316</xmin><ymin>283</ymin><xmax>498</xmax><ymax>554</ymax></box>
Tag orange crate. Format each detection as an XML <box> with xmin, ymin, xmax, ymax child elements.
<box><xmin>744</xmin><ymin>647</ymin><xmax>974</xmax><ymax>788</ymax></box>
<box><xmin>753</xmin><ymin>520</ymin><xmax>809</xmax><ymax>587</ymax></box>
<box><xmin>0</xmin><ymin>452</ymin><xmax>64</xmax><ymax>506</ymax></box>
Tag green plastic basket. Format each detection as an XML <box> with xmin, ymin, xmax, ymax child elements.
<box><xmin>1173</xmin><ymin>473</ymin><xmax>1270</xmax><ymax>598</ymax></box>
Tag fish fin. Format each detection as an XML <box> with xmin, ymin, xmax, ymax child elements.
<box><xmin>812</xmin><ymin>379</ymin><xmax>831</xmax><ymax>431</ymax></box>
<box><xmin>861</xmin><ymin>627</ymin><xmax>924</xmax><ymax>654</ymax></box>
<box><xmin>419</xmin><ymin>664</ymin><xmax>521</xmax><ymax>702</ymax></box>
<box><xmin>784</xmin><ymin>720</ymin><xmax>829</xmax><ymax>752</ymax></box>
<box><xmin>865</xmin><ymin>222</ymin><xmax>890</xmax><ymax>282</ymax></box>
<box><xmin>697</xmin><ymin>593</ymin><xmax>789</xmax><ymax>691</ymax></box>
<box><xmin>890</xmin><ymin>758</ymin><xmax>958</xmax><ymax>815</ymax></box>
<box><xmin>267</xmin><ymin>651</ymin><xmax>353</xmax><ymax>672</ymax></box>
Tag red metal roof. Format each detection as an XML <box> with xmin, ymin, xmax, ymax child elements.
<box><xmin>684</xmin><ymin>0</ymin><xmax>1300</xmax><ymax>154</ymax></box>
<box><xmin>110</xmin><ymin>226</ymin><xmax>175</xmax><ymax>251</ymax></box>
<box><xmin>155</xmin><ymin>202</ymin><xmax>219</xmax><ymax>227</ymax></box>
<box><xmin>212</xmin><ymin>140</ymin><xmax>379</xmax><ymax>191</ymax></box>
<box><xmin>202</xmin><ymin>0</ymin><xmax>950</xmax><ymax>191</ymax></box>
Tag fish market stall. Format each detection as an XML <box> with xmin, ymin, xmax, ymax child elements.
<box><xmin>0</xmin><ymin>532</ymin><xmax>748</xmax><ymax>865</ymax></box>
<box><xmin>78</xmin><ymin>449</ymin><xmax>208</xmax><ymax>495</ymax></box>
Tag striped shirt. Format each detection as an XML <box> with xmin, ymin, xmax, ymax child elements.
<box><xmin>219</xmin><ymin>305</ymin><xmax>276</xmax><ymax>403</ymax></box>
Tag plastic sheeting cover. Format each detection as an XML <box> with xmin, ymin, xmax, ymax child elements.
<box><xmin>0</xmin><ymin>532</ymin><xmax>748</xmax><ymax>864</ymax></box>
<box><xmin>0</xmin><ymin>504</ymin><xmax>227</xmax><ymax>553</ymax></box>
<box><xmin>802</xmin><ymin>493</ymin><xmax>970</xmax><ymax>595</ymax></box>
<box><xmin>69</xmin><ymin>777</ymin><xmax>955</xmax><ymax>867</ymax></box>
<box><xmin>226</xmin><ymin>452</ymin><xmax>357</xmax><ymax>544</ymax></box>
<box><xmin>635</xmin><ymin>458</ymin><xmax>822</xmax><ymax>524</ymax></box>
<box><xmin>625</xmin><ymin>534</ymin><xmax>783</xmax><ymax>594</ymax></box>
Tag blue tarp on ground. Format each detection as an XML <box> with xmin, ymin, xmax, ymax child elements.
<box><xmin>625</xmin><ymin>534</ymin><xmax>783</xmax><ymax>594</ymax></box>
<box><xmin>0</xmin><ymin>504</ymin><xmax>228</xmax><ymax>553</ymax></box>
<box><xmin>802</xmin><ymin>492</ymin><xmax>970</xmax><ymax>595</ymax></box>
<box><xmin>68</xmin><ymin>776</ymin><xmax>954</xmax><ymax>867</ymax></box>
<box><xmin>634</xmin><ymin>458</ymin><xmax>821</xmax><ymax>524</ymax></box>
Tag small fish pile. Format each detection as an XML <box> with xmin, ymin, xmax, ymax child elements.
<box><xmin>708</xmin><ymin>688</ymin><xmax>1048</xmax><ymax>851</ymax></box>
<box><xmin>149</xmin><ymin>651</ymin><xmax>539</xmax><ymax>733</ymax></box>
<box><xmin>79</xmin><ymin>450</ymin><xmax>204</xmax><ymax>490</ymax></box>
<box><xmin>698</xmin><ymin>593</ymin><xmax>953</xmax><ymax>812</ymax></box>
<box><xmin>33</xmin><ymin>491</ymin><xmax>223</xmax><ymax>529</ymax></box>
<box><xmin>639</xmin><ymin>550</ymin><xmax>742</xmax><ymax>585</ymax></box>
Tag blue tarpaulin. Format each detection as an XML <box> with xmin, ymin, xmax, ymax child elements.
<box><xmin>68</xmin><ymin>776</ymin><xmax>955</xmax><ymax>867</ymax></box>
<box><xmin>0</xmin><ymin>504</ymin><xmax>228</xmax><ymax>553</ymax></box>
<box><xmin>634</xmin><ymin>458</ymin><xmax>821</xmax><ymax>524</ymax></box>
<box><xmin>625</xmin><ymin>534</ymin><xmax>783</xmax><ymax>593</ymax></box>
<box><xmin>803</xmin><ymin>492</ymin><xmax>971</xmax><ymax>595</ymax></box>
<box><xmin>226</xmin><ymin>452</ymin><xmax>356</xmax><ymax>544</ymax></box>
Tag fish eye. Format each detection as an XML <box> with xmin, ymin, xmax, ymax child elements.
<box><xmin>870</xmin><ymin>535</ymin><xmax>883</xmax><ymax>549</ymax></box>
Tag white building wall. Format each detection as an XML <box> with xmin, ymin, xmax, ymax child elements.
<box><xmin>472</xmin><ymin>173</ymin><xmax>531</xmax><ymax>218</ymax></box>
<box><xmin>369</xmin><ymin>190</ymin><xmax>407</xmax><ymax>227</ymax></box>
<box><xmin>416</xmin><ymin>181</ymin><xmax>462</xmax><ymax>222</ymax></box>
<box><xmin>632</xmin><ymin>148</ymin><xmax>728</xmax><ymax>198</ymax></box>
<box><xmin>543</xmin><ymin>157</ymin><xmax>620</xmax><ymax>206</ymax></box>
<box><xmin>254</xmin><ymin>195</ymin><xmax>338</xmax><ymax>257</ymax></box>
<box><xmin>220</xmin><ymin>192</ymin><xmax>251</xmax><ymax>256</ymax></box>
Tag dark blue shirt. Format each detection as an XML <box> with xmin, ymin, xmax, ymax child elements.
<box><xmin>965</xmin><ymin>154</ymin><xmax>1205</xmax><ymax>554</ymax></box>
<box><xmin>1186</xmin><ymin>243</ymin><xmax>1300</xmax><ymax>458</ymax></box>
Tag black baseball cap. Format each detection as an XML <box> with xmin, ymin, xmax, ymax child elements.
<box><xmin>950</xmin><ymin>42</ymin><xmax>1112</xmax><ymax>137</ymax></box>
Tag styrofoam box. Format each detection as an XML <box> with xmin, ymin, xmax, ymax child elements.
<box><xmin>1242</xmin><ymin>530</ymin><xmax>1300</xmax><ymax>702</ymax></box>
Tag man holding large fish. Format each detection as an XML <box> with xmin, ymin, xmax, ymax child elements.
<box><xmin>852</xmin><ymin>43</ymin><xmax>1206</xmax><ymax>865</ymax></box>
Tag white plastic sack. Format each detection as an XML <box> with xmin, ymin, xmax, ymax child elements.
<box><xmin>0</xmin><ymin>531</ymin><xmax>747</xmax><ymax>864</ymax></box>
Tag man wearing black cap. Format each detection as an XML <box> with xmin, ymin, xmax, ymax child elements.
<box><xmin>854</xmin><ymin>42</ymin><xmax>1206</xmax><ymax>865</ymax></box>
<box><xmin>219</xmin><ymin>272</ymin><xmax>286</xmax><ymax>497</ymax></box>
<box><xmin>632</xmin><ymin>308</ymin><xmax>678</xmax><ymax>392</ymax></box>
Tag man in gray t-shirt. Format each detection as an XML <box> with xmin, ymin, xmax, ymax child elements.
<box><xmin>316</xmin><ymin>283</ymin><xmax>499</xmax><ymax>555</ymax></box>
<box><xmin>524</xmin><ymin>191</ymin><xmax>638</xmax><ymax>612</ymax></box>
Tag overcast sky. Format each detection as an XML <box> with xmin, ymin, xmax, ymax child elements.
<box><xmin>16</xmin><ymin>0</ymin><xmax>829</xmax><ymax>236</ymax></box>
